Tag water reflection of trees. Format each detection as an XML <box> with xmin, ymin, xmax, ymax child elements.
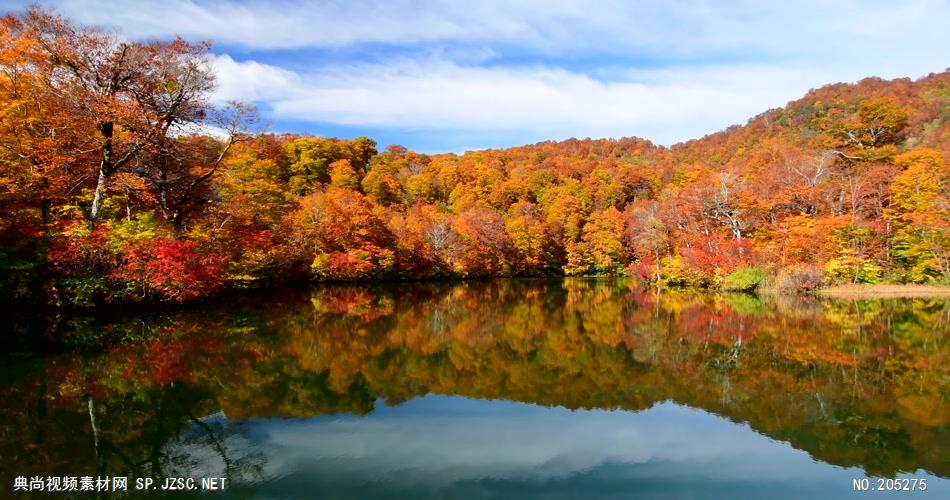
<box><xmin>2</xmin><ymin>280</ymin><xmax>948</xmax><ymax>481</ymax></box>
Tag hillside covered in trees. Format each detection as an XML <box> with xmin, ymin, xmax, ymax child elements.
<box><xmin>1</xmin><ymin>9</ymin><xmax>949</xmax><ymax>306</ymax></box>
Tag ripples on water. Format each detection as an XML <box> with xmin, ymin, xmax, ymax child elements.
<box><xmin>1</xmin><ymin>280</ymin><xmax>948</xmax><ymax>498</ymax></box>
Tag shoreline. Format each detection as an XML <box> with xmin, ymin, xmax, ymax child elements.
<box><xmin>8</xmin><ymin>278</ymin><xmax>950</xmax><ymax>310</ymax></box>
<box><xmin>817</xmin><ymin>284</ymin><xmax>950</xmax><ymax>299</ymax></box>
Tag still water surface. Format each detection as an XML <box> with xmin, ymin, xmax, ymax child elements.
<box><xmin>2</xmin><ymin>280</ymin><xmax>948</xmax><ymax>498</ymax></box>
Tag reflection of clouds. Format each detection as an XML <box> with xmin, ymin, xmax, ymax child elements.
<box><xmin>159</xmin><ymin>413</ymin><xmax>268</xmax><ymax>483</ymax></box>
<box><xmin>165</xmin><ymin>397</ymin><xmax>950</xmax><ymax>498</ymax></box>
<box><xmin>186</xmin><ymin>398</ymin><xmax>843</xmax><ymax>485</ymax></box>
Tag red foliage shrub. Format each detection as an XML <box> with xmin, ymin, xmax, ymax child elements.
<box><xmin>46</xmin><ymin>223</ymin><xmax>114</xmax><ymax>274</ymax></box>
<box><xmin>115</xmin><ymin>239</ymin><xmax>225</xmax><ymax>302</ymax></box>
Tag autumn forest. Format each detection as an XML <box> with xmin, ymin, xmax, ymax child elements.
<box><xmin>2</xmin><ymin>8</ymin><xmax>950</xmax><ymax>306</ymax></box>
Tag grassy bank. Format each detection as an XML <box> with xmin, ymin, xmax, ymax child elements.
<box><xmin>817</xmin><ymin>284</ymin><xmax>950</xmax><ymax>299</ymax></box>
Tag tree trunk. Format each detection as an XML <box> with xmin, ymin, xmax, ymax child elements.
<box><xmin>41</xmin><ymin>197</ymin><xmax>51</xmax><ymax>226</ymax></box>
<box><xmin>87</xmin><ymin>166</ymin><xmax>110</xmax><ymax>229</ymax></box>
<box><xmin>88</xmin><ymin>122</ymin><xmax>114</xmax><ymax>229</ymax></box>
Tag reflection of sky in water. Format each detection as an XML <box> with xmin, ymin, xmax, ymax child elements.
<box><xmin>168</xmin><ymin>396</ymin><xmax>949</xmax><ymax>499</ymax></box>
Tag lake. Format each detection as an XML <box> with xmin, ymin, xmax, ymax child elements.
<box><xmin>1</xmin><ymin>279</ymin><xmax>948</xmax><ymax>498</ymax></box>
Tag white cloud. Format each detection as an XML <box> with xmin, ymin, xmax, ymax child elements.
<box><xmin>171</xmin><ymin>121</ymin><xmax>230</xmax><ymax>140</ymax></box>
<box><xmin>7</xmin><ymin>1</ymin><xmax>949</xmax><ymax>149</ymax></box>
<box><xmin>11</xmin><ymin>0</ymin><xmax>950</xmax><ymax>58</ymax></box>
<box><xmin>205</xmin><ymin>55</ymin><xmax>914</xmax><ymax>146</ymax></box>
<box><xmin>209</xmin><ymin>54</ymin><xmax>300</xmax><ymax>103</ymax></box>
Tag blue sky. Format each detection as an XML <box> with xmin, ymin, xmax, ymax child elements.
<box><xmin>6</xmin><ymin>0</ymin><xmax>950</xmax><ymax>153</ymax></box>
